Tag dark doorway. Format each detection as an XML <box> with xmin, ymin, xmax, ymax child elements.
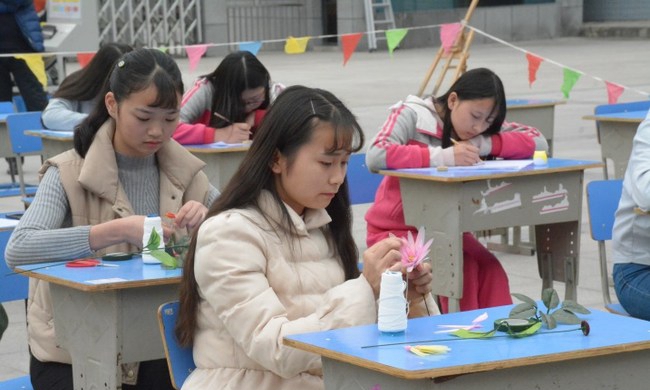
<box><xmin>322</xmin><ymin>0</ymin><xmax>337</xmax><ymax>45</ymax></box>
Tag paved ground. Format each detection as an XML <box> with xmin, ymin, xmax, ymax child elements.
<box><xmin>2</xmin><ymin>35</ymin><xmax>650</xmax><ymax>381</ymax></box>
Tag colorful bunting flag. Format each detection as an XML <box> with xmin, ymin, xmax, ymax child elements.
<box><xmin>385</xmin><ymin>28</ymin><xmax>408</xmax><ymax>56</ymax></box>
<box><xmin>76</xmin><ymin>52</ymin><xmax>95</xmax><ymax>68</ymax></box>
<box><xmin>239</xmin><ymin>41</ymin><xmax>263</xmax><ymax>56</ymax></box>
<box><xmin>440</xmin><ymin>23</ymin><xmax>462</xmax><ymax>54</ymax></box>
<box><xmin>157</xmin><ymin>46</ymin><xmax>169</xmax><ymax>53</ymax></box>
<box><xmin>284</xmin><ymin>36</ymin><xmax>310</xmax><ymax>54</ymax></box>
<box><xmin>185</xmin><ymin>44</ymin><xmax>208</xmax><ymax>72</ymax></box>
<box><xmin>526</xmin><ymin>53</ymin><xmax>543</xmax><ymax>87</ymax></box>
<box><xmin>605</xmin><ymin>81</ymin><xmax>625</xmax><ymax>104</ymax></box>
<box><xmin>15</xmin><ymin>54</ymin><xmax>47</xmax><ymax>88</ymax></box>
<box><xmin>341</xmin><ymin>33</ymin><xmax>363</xmax><ymax>66</ymax></box>
<box><xmin>561</xmin><ymin>68</ymin><xmax>581</xmax><ymax>99</ymax></box>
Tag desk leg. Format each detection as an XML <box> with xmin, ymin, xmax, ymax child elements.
<box><xmin>535</xmin><ymin>221</ymin><xmax>580</xmax><ymax>300</ymax></box>
<box><xmin>50</xmin><ymin>285</ymin><xmax>122</xmax><ymax>389</ymax></box>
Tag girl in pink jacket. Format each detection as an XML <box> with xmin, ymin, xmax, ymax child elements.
<box><xmin>365</xmin><ymin>68</ymin><xmax>548</xmax><ymax>313</ymax></box>
<box><xmin>173</xmin><ymin>51</ymin><xmax>284</xmax><ymax>145</ymax></box>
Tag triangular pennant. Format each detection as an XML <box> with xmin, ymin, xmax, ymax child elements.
<box><xmin>284</xmin><ymin>36</ymin><xmax>310</xmax><ymax>54</ymax></box>
<box><xmin>526</xmin><ymin>53</ymin><xmax>543</xmax><ymax>87</ymax></box>
<box><xmin>605</xmin><ymin>81</ymin><xmax>625</xmax><ymax>104</ymax></box>
<box><xmin>157</xmin><ymin>46</ymin><xmax>169</xmax><ymax>53</ymax></box>
<box><xmin>385</xmin><ymin>28</ymin><xmax>408</xmax><ymax>56</ymax></box>
<box><xmin>14</xmin><ymin>54</ymin><xmax>47</xmax><ymax>88</ymax></box>
<box><xmin>185</xmin><ymin>44</ymin><xmax>208</xmax><ymax>72</ymax></box>
<box><xmin>560</xmin><ymin>68</ymin><xmax>581</xmax><ymax>99</ymax></box>
<box><xmin>76</xmin><ymin>52</ymin><xmax>95</xmax><ymax>68</ymax></box>
<box><xmin>440</xmin><ymin>23</ymin><xmax>462</xmax><ymax>54</ymax></box>
<box><xmin>239</xmin><ymin>41</ymin><xmax>263</xmax><ymax>56</ymax></box>
<box><xmin>341</xmin><ymin>33</ymin><xmax>363</xmax><ymax>66</ymax></box>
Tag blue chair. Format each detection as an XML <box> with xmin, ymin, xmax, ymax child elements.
<box><xmin>6</xmin><ymin>112</ymin><xmax>43</xmax><ymax>198</ymax></box>
<box><xmin>157</xmin><ymin>301</ymin><xmax>196</xmax><ymax>389</ymax></box>
<box><xmin>12</xmin><ymin>96</ymin><xmax>27</xmax><ymax>113</ymax></box>
<box><xmin>586</xmin><ymin>179</ymin><xmax>624</xmax><ymax>309</ymax></box>
<box><xmin>0</xmin><ymin>228</ymin><xmax>32</xmax><ymax>389</ymax></box>
<box><xmin>0</xmin><ymin>101</ymin><xmax>15</xmax><ymax>113</ymax></box>
<box><xmin>346</xmin><ymin>153</ymin><xmax>383</xmax><ymax>205</ymax></box>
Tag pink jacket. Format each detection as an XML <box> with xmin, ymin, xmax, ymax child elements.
<box><xmin>365</xmin><ymin>95</ymin><xmax>548</xmax><ymax>243</ymax></box>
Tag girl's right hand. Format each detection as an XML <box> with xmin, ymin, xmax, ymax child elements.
<box><xmin>453</xmin><ymin>141</ymin><xmax>481</xmax><ymax>166</ymax></box>
<box><xmin>362</xmin><ymin>237</ymin><xmax>403</xmax><ymax>297</ymax></box>
<box><xmin>216</xmin><ymin>122</ymin><xmax>252</xmax><ymax>143</ymax></box>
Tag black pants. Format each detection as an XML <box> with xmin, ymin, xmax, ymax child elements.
<box><xmin>30</xmin><ymin>353</ymin><xmax>174</xmax><ymax>390</ymax></box>
<box><xmin>0</xmin><ymin>57</ymin><xmax>48</xmax><ymax>110</ymax></box>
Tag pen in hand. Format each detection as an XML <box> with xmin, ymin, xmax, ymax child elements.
<box><xmin>450</xmin><ymin>138</ymin><xmax>483</xmax><ymax>163</ymax></box>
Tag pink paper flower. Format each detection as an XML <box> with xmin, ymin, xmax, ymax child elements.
<box><xmin>400</xmin><ymin>227</ymin><xmax>433</xmax><ymax>272</ymax></box>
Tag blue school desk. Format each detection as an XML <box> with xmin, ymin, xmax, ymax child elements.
<box><xmin>506</xmin><ymin>98</ymin><xmax>564</xmax><ymax>157</ymax></box>
<box><xmin>14</xmin><ymin>257</ymin><xmax>181</xmax><ymax>390</ymax></box>
<box><xmin>284</xmin><ymin>305</ymin><xmax>650</xmax><ymax>389</ymax></box>
<box><xmin>583</xmin><ymin>108</ymin><xmax>648</xmax><ymax>180</ymax></box>
<box><xmin>24</xmin><ymin>129</ymin><xmax>250</xmax><ymax>190</ymax></box>
<box><xmin>379</xmin><ymin>158</ymin><xmax>603</xmax><ymax>313</ymax></box>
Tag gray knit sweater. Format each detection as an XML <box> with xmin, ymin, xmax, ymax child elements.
<box><xmin>5</xmin><ymin>153</ymin><xmax>219</xmax><ymax>267</ymax></box>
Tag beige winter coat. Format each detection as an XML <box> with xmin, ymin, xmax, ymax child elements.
<box><xmin>27</xmin><ymin>120</ymin><xmax>211</xmax><ymax>367</ymax></box>
<box><xmin>183</xmin><ymin>190</ymin><xmax>438</xmax><ymax>390</ymax></box>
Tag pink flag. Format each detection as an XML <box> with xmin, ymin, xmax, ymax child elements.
<box><xmin>605</xmin><ymin>81</ymin><xmax>625</xmax><ymax>104</ymax></box>
<box><xmin>185</xmin><ymin>44</ymin><xmax>208</xmax><ymax>72</ymax></box>
<box><xmin>440</xmin><ymin>23</ymin><xmax>462</xmax><ymax>54</ymax></box>
<box><xmin>526</xmin><ymin>53</ymin><xmax>543</xmax><ymax>87</ymax></box>
<box><xmin>341</xmin><ymin>33</ymin><xmax>362</xmax><ymax>66</ymax></box>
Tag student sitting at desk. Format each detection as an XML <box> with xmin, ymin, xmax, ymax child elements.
<box><xmin>173</xmin><ymin>50</ymin><xmax>285</xmax><ymax>145</ymax></box>
<box><xmin>41</xmin><ymin>43</ymin><xmax>133</xmax><ymax>131</ymax></box>
<box><xmin>5</xmin><ymin>48</ymin><xmax>219</xmax><ymax>390</ymax></box>
<box><xmin>175</xmin><ymin>86</ymin><xmax>439</xmax><ymax>390</ymax></box>
<box><xmin>365</xmin><ymin>68</ymin><xmax>548</xmax><ymax>313</ymax></box>
<box><xmin>612</xmin><ymin>109</ymin><xmax>650</xmax><ymax>321</ymax></box>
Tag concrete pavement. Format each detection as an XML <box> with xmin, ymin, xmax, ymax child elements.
<box><xmin>2</xmin><ymin>35</ymin><xmax>650</xmax><ymax>382</ymax></box>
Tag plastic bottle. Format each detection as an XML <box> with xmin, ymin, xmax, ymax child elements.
<box><xmin>142</xmin><ymin>214</ymin><xmax>164</xmax><ymax>264</ymax></box>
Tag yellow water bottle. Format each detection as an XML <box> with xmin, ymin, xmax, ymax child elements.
<box><xmin>533</xmin><ymin>150</ymin><xmax>548</xmax><ymax>166</ymax></box>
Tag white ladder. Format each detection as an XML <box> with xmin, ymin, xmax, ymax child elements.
<box><xmin>364</xmin><ymin>0</ymin><xmax>396</xmax><ymax>51</ymax></box>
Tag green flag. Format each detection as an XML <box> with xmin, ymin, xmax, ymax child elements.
<box><xmin>385</xmin><ymin>29</ymin><xmax>408</xmax><ymax>56</ymax></box>
<box><xmin>561</xmin><ymin>68</ymin><xmax>581</xmax><ymax>99</ymax></box>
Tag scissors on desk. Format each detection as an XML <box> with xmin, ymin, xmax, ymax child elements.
<box><xmin>66</xmin><ymin>259</ymin><xmax>119</xmax><ymax>268</ymax></box>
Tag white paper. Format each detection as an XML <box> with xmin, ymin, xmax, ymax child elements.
<box><xmin>448</xmin><ymin>160</ymin><xmax>533</xmax><ymax>171</ymax></box>
<box><xmin>0</xmin><ymin>218</ymin><xmax>19</xmax><ymax>229</ymax></box>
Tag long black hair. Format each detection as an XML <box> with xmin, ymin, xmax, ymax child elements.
<box><xmin>73</xmin><ymin>48</ymin><xmax>184</xmax><ymax>157</ymax></box>
<box><xmin>54</xmin><ymin>43</ymin><xmax>133</xmax><ymax>101</ymax></box>
<box><xmin>176</xmin><ymin>85</ymin><xmax>364</xmax><ymax>346</ymax></box>
<box><xmin>205</xmin><ymin>51</ymin><xmax>271</xmax><ymax>127</ymax></box>
<box><xmin>435</xmin><ymin>68</ymin><xmax>506</xmax><ymax>148</ymax></box>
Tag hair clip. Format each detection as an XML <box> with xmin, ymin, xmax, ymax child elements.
<box><xmin>310</xmin><ymin>99</ymin><xmax>316</xmax><ymax>115</ymax></box>
<box><xmin>117</xmin><ymin>60</ymin><xmax>125</xmax><ymax>68</ymax></box>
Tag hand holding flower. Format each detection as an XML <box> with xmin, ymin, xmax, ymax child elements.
<box><xmin>406</xmin><ymin>262</ymin><xmax>433</xmax><ymax>299</ymax></box>
<box><xmin>172</xmin><ymin>201</ymin><xmax>208</xmax><ymax>231</ymax></box>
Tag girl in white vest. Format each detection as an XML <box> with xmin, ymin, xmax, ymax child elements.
<box><xmin>175</xmin><ymin>85</ymin><xmax>439</xmax><ymax>390</ymax></box>
<box><xmin>6</xmin><ymin>48</ymin><xmax>219</xmax><ymax>390</ymax></box>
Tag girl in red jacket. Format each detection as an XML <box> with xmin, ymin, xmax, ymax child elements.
<box><xmin>365</xmin><ymin>68</ymin><xmax>548</xmax><ymax>312</ymax></box>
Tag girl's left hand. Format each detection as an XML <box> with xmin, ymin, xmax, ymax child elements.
<box><xmin>172</xmin><ymin>201</ymin><xmax>208</xmax><ymax>231</ymax></box>
<box><xmin>406</xmin><ymin>262</ymin><xmax>433</xmax><ymax>300</ymax></box>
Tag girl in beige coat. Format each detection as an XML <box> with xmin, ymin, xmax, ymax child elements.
<box><xmin>176</xmin><ymin>86</ymin><xmax>439</xmax><ymax>390</ymax></box>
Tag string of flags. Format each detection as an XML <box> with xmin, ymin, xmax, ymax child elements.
<box><xmin>2</xmin><ymin>22</ymin><xmax>647</xmax><ymax>105</ymax></box>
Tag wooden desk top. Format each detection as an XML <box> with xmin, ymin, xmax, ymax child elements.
<box><xmin>184</xmin><ymin>142</ymin><xmax>250</xmax><ymax>153</ymax></box>
<box><xmin>284</xmin><ymin>305</ymin><xmax>650</xmax><ymax>380</ymax></box>
<box><xmin>506</xmin><ymin>98</ymin><xmax>566</xmax><ymax>109</ymax></box>
<box><xmin>583</xmin><ymin>110</ymin><xmax>647</xmax><ymax>123</ymax></box>
<box><xmin>25</xmin><ymin>129</ymin><xmax>73</xmax><ymax>140</ymax></box>
<box><xmin>378</xmin><ymin>158</ymin><xmax>603</xmax><ymax>183</ymax></box>
<box><xmin>14</xmin><ymin>256</ymin><xmax>181</xmax><ymax>292</ymax></box>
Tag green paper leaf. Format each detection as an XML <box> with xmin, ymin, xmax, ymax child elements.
<box><xmin>541</xmin><ymin>288</ymin><xmax>560</xmax><ymax>311</ymax></box>
<box><xmin>0</xmin><ymin>303</ymin><xmax>8</xmax><ymax>341</ymax></box>
<box><xmin>451</xmin><ymin>329</ymin><xmax>497</xmax><ymax>339</ymax></box>
<box><xmin>146</xmin><ymin>229</ymin><xmax>161</xmax><ymax>252</ymax></box>
<box><xmin>561</xmin><ymin>300</ymin><xmax>591</xmax><ymax>315</ymax></box>
<box><xmin>539</xmin><ymin>311</ymin><xmax>557</xmax><ymax>329</ymax></box>
<box><xmin>551</xmin><ymin>309</ymin><xmax>582</xmax><ymax>325</ymax></box>
<box><xmin>151</xmin><ymin>249</ymin><xmax>178</xmax><ymax>268</ymax></box>
<box><xmin>509</xmin><ymin>302</ymin><xmax>537</xmax><ymax>319</ymax></box>
<box><xmin>511</xmin><ymin>293</ymin><xmax>537</xmax><ymax>307</ymax></box>
<box><xmin>510</xmin><ymin>321</ymin><xmax>542</xmax><ymax>338</ymax></box>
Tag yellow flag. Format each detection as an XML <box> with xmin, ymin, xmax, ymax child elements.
<box><xmin>14</xmin><ymin>54</ymin><xmax>47</xmax><ymax>89</ymax></box>
<box><xmin>284</xmin><ymin>36</ymin><xmax>310</xmax><ymax>54</ymax></box>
